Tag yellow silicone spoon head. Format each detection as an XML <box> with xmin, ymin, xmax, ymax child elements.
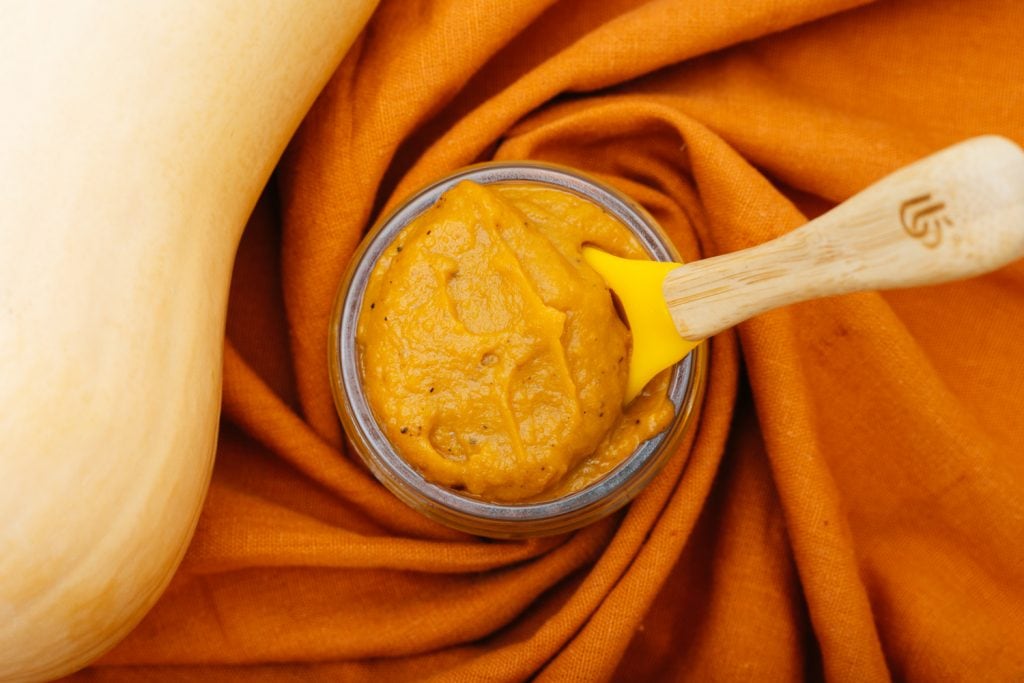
<box><xmin>583</xmin><ymin>247</ymin><xmax>698</xmax><ymax>404</ymax></box>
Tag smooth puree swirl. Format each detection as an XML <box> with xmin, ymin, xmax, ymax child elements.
<box><xmin>357</xmin><ymin>180</ymin><xmax>674</xmax><ymax>502</ymax></box>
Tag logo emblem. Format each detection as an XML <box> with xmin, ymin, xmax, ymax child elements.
<box><xmin>900</xmin><ymin>193</ymin><xmax>952</xmax><ymax>248</ymax></box>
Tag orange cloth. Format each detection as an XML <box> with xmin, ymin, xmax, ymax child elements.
<box><xmin>76</xmin><ymin>0</ymin><xmax>1024</xmax><ymax>680</ymax></box>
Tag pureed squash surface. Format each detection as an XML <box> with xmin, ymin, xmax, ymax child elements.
<box><xmin>357</xmin><ymin>180</ymin><xmax>674</xmax><ymax>503</ymax></box>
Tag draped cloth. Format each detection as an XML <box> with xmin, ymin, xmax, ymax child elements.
<box><xmin>78</xmin><ymin>0</ymin><xmax>1024</xmax><ymax>679</ymax></box>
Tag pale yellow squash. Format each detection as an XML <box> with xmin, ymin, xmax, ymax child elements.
<box><xmin>0</xmin><ymin>2</ymin><xmax>378</xmax><ymax>680</ymax></box>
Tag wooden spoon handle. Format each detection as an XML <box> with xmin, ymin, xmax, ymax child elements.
<box><xmin>664</xmin><ymin>135</ymin><xmax>1024</xmax><ymax>340</ymax></box>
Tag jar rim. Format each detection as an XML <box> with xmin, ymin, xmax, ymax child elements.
<box><xmin>329</xmin><ymin>161</ymin><xmax>707</xmax><ymax>537</ymax></box>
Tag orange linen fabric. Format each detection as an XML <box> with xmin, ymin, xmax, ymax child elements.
<box><xmin>75</xmin><ymin>0</ymin><xmax>1024</xmax><ymax>680</ymax></box>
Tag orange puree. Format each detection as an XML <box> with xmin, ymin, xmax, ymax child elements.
<box><xmin>357</xmin><ymin>180</ymin><xmax>674</xmax><ymax>502</ymax></box>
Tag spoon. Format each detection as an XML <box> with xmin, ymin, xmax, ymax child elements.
<box><xmin>584</xmin><ymin>135</ymin><xmax>1024</xmax><ymax>402</ymax></box>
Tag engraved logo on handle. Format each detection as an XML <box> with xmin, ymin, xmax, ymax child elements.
<box><xmin>900</xmin><ymin>193</ymin><xmax>953</xmax><ymax>248</ymax></box>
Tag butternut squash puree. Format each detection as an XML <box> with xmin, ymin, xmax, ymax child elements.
<box><xmin>358</xmin><ymin>180</ymin><xmax>674</xmax><ymax>502</ymax></box>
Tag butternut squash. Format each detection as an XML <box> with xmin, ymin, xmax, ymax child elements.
<box><xmin>0</xmin><ymin>2</ymin><xmax>378</xmax><ymax>680</ymax></box>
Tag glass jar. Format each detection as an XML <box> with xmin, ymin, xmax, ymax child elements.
<box><xmin>328</xmin><ymin>162</ymin><xmax>707</xmax><ymax>538</ymax></box>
